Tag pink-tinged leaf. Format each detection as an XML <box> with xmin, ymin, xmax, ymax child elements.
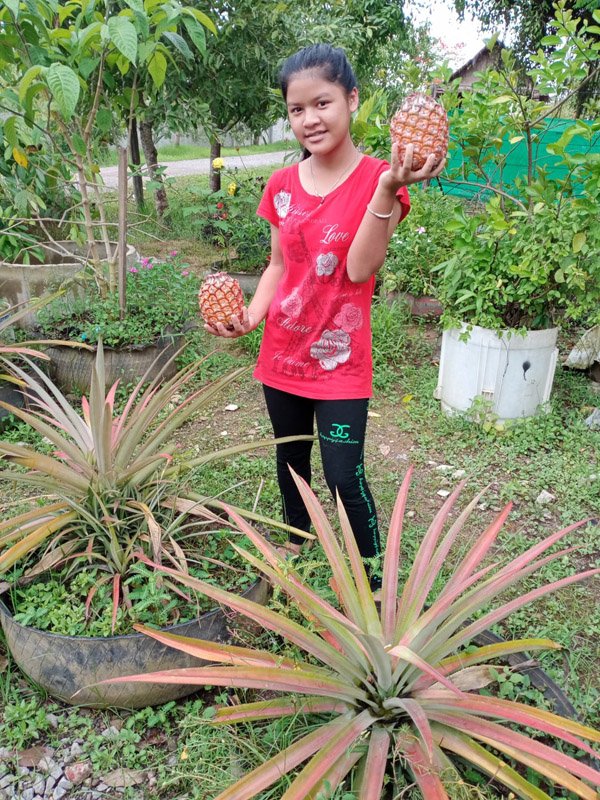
<box><xmin>388</xmin><ymin>697</ymin><xmax>435</xmax><ymax>761</ymax></box>
<box><xmin>305</xmin><ymin>749</ymin><xmax>362</xmax><ymax>800</ymax></box>
<box><xmin>438</xmin><ymin>502</ymin><xmax>512</xmax><ymax>600</ymax></box>
<box><xmin>280</xmin><ymin>709</ymin><xmax>375</xmax><ymax>800</ymax></box>
<box><xmin>493</xmin><ymin>519</ymin><xmax>589</xmax><ymax>583</ymax></box>
<box><xmin>0</xmin><ymin>511</ymin><xmax>77</xmax><ymax>570</ymax></box>
<box><xmin>421</xmin><ymin>690</ymin><xmax>600</xmax><ymax>759</ymax></box>
<box><xmin>395</xmin><ymin>734</ymin><xmax>450</xmax><ymax>799</ymax></box>
<box><xmin>134</xmin><ymin>624</ymin><xmax>300</xmax><ymax>670</ymax></box>
<box><xmin>134</xmin><ymin>555</ymin><xmax>355</xmax><ymax>676</ymax></box>
<box><xmin>211</xmin><ymin>716</ymin><xmax>353</xmax><ymax>800</ymax></box>
<box><xmin>433</xmin><ymin>726</ymin><xmax>553</xmax><ymax>800</ymax></box>
<box><xmin>472</xmin><ymin>731</ymin><xmax>599</xmax><ymax>799</ymax></box>
<box><xmin>105</xmin><ymin>665</ymin><xmax>367</xmax><ymax>704</ymax></box>
<box><xmin>111</xmin><ymin>574</ymin><xmax>120</xmax><ymax>634</ymax></box>
<box><xmin>411</xmin><ymin>638</ymin><xmax>561</xmax><ymax>690</ymax></box>
<box><xmin>396</xmin><ymin>480</ymin><xmax>467</xmax><ymax>636</ymax></box>
<box><xmin>389</xmin><ymin>644</ymin><xmax>464</xmax><ymax>696</ymax></box>
<box><xmin>229</xmin><ymin>543</ymin><xmax>370</xmax><ymax>679</ymax></box>
<box><xmin>357</xmin><ymin>726</ymin><xmax>390</xmax><ymax>800</ymax></box>
<box><xmin>85</xmin><ymin>584</ymin><xmax>99</xmax><ymax>621</ymax></box>
<box><xmin>381</xmin><ymin>466</ymin><xmax>412</xmax><ymax>641</ymax></box>
<box><xmin>214</xmin><ymin>696</ymin><xmax>350</xmax><ymax>724</ymax></box>
<box><xmin>335</xmin><ymin>492</ymin><xmax>381</xmax><ymax>636</ymax></box>
<box><xmin>289</xmin><ymin>469</ymin><xmax>365</xmax><ymax>628</ymax></box>
<box><xmin>445</xmin><ymin>567</ymin><xmax>600</xmax><ymax>655</ymax></box>
<box><xmin>428</xmin><ymin>710</ymin><xmax>600</xmax><ymax>785</ymax></box>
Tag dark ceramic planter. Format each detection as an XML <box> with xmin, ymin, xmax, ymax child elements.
<box><xmin>0</xmin><ymin>578</ymin><xmax>269</xmax><ymax>709</ymax></box>
<box><xmin>43</xmin><ymin>334</ymin><xmax>185</xmax><ymax>393</ymax></box>
<box><xmin>209</xmin><ymin>262</ymin><xmax>262</xmax><ymax>295</ymax></box>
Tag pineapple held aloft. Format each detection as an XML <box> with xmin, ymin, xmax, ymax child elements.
<box><xmin>198</xmin><ymin>272</ymin><xmax>244</xmax><ymax>328</ymax></box>
<box><xmin>390</xmin><ymin>93</ymin><xmax>449</xmax><ymax>171</ymax></box>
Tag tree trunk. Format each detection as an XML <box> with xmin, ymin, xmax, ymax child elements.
<box><xmin>210</xmin><ymin>137</ymin><xmax>221</xmax><ymax>193</ymax></box>
<box><xmin>129</xmin><ymin>116</ymin><xmax>144</xmax><ymax>211</ymax></box>
<box><xmin>139</xmin><ymin>119</ymin><xmax>169</xmax><ymax>218</ymax></box>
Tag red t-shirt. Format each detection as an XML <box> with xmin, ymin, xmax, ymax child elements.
<box><xmin>254</xmin><ymin>154</ymin><xmax>410</xmax><ymax>399</ymax></box>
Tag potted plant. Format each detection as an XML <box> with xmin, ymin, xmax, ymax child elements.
<box><xmin>0</xmin><ymin>0</ymin><xmax>214</xmax><ymax>323</ymax></box>
<box><xmin>34</xmin><ymin>251</ymin><xmax>201</xmax><ymax>391</ymax></box>
<box><xmin>110</xmin><ymin>467</ymin><xmax>600</xmax><ymax>797</ymax></box>
<box><xmin>186</xmin><ymin>164</ymin><xmax>271</xmax><ymax>294</ymax></box>
<box><xmin>0</xmin><ymin>344</ymin><xmax>310</xmax><ymax>707</ymax></box>
<box><xmin>381</xmin><ymin>186</ymin><xmax>462</xmax><ymax>317</ymax></box>
<box><xmin>432</xmin><ymin>3</ymin><xmax>600</xmax><ymax>420</ymax></box>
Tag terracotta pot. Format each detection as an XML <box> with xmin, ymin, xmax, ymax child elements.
<box><xmin>0</xmin><ymin>578</ymin><xmax>269</xmax><ymax>709</ymax></box>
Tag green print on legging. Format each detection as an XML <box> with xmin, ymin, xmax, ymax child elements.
<box><xmin>319</xmin><ymin>422</ymin><xmax>359</xmax><ymax>445</ymax></box>
<box><xmin>355</xmin><ymin>462</ymin><xmax>380</xmax><ymax>555</ymax></box>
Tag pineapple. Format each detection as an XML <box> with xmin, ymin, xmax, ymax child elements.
<box><xmin>198</xmin><ymin>271</ymin><xmax>244</xmax><ymax>328</ymax></box>
<box><xmin>390</xmin><ymin>93</ymin><xmax>449</xmax><ymax>171</ymax></box>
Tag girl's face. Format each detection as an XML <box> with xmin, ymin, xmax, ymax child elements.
<box><xmin>285</xmin><ymin>70</ymin><xmax>358</xmax><ymax>156</ymax></box>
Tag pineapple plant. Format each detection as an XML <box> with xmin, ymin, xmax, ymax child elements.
<box><xmin>198</xmin><ymin>271</ymin><xmax>245</xmax><ymax>328</ymax></box>
<box><xmin>390</xmin><ymin>92</ymin><xmax>449</xmax><ymax>171</ymax></box>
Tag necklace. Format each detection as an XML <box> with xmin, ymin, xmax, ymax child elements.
<box><xmin>309</xmin><ymin>151</ymin><xmax>361</xmax><ymax>205</ymax></box>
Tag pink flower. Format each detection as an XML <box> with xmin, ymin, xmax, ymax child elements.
<box><xmin>140</xmin><ymin>257</ymin><xmax>150</xmax><ymax>266</ymax></box>
<box><xmin>129</xmin><ymin>267</ymin><xmax>138</xmax><ymax>273</ymax></box>
<box><xmin>417</xmin><ymin>227</ymin><xmax>426</xmax><ymax>234</ymax></box>
<box><xmin>169</xmin><ymin>250</ymin><xmax>178</xmax><ymax>257</ymax></box>
<box><xmin>181</xmin><ymin>270</ymin><xmax>189</xmax><ymax>277</ymax></box>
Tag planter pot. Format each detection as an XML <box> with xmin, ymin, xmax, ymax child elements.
<box><xmin>0</xmin><ymin>578</ymin><xmax>269</xmax><ymax>709</ymax></box>
<box><xmin>209</xmin><ymin>262</ymin><xmax>262</xmax><ymax>295</ymax></box>
<box><xmin>0</xmin><ymin>378</ymin><xmax>26</xmax><ymax>426</ymax></box>
<box><xmin>44</xmin><ymin>334</ymin><xmax>184</xmax><ymax>393</ymax></box>
<box><xmin>434</xmin><ymin>323</ymin><xmax>559</xmax><ymax>420</ymax></box>
<box><xmin>0</xmin><ymin>241</ymin><xmax>140</xmax><ymax>330</ymax></box>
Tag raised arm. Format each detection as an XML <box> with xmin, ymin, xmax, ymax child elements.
<box><xmin>346</xmin><ymin>144</ymin><xmax>445</xmax><ymax>284</ymax></box>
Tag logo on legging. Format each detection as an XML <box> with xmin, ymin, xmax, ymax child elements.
<box><xmin>329</xmin><ymin>423</ymin><xmax>350</xmax><ymax>439</ymax></box>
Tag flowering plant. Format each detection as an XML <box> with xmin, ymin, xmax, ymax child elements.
<box><xmin>36</xmin><ymin>252</ymin><xmax>200</xmax><ymax>348</ymax></box>
<box><xmin>185</xmin><ymin>169</ymin><xmax>270</xmax><ymax>273</ymax></box>
<box><xmin>382</xmin><ymin>187</ymin><xmax>462</xmax><ymax>297</ymax></box>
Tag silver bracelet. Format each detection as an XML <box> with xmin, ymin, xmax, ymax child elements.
<box><xmin>366</xmin><ymin>204</ymin><xmax>394</xmax><ymax>219</ymax></box>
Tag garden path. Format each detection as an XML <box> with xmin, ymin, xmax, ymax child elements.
<box><xmin>99</xmin><ymin>150</ymin><xmax>294</xmax><ymax>188</ymax></box>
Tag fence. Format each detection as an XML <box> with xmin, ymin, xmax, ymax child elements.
<box><xmin>437</xmin><ymin>116</ymin><xmax>600</xmax><ymax>201</ymax></box>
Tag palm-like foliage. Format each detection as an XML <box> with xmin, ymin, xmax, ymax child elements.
<box><xmin>112</xmin><ymin>468</ymin><xmax>599</xmax><ymax>799</ymax></box>
<box><xmin>0</xmin><ymin>344</ymin><xmax>309</xmax><ymax>623</ymax></box>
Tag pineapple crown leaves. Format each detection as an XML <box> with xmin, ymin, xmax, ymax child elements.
<box><xmin>0</xmin><ymin>341</ymin><xmax>250</xmax><ymax>576</ymax></box>
<box><xmin>107</xmin><ymin>468</ymin><xmax>600</xmax><ymax>800</ymax></box>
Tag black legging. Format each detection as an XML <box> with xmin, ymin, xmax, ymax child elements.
<box><xmin>263</xmin><ymin>385</ymin><xmax>380</xmax><ymax>561</ymax></box>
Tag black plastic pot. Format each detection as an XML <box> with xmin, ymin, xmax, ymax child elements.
<box><xmin>0</xmin><ymin>578</ymin><xmax>269</xmax><ymax>709</ymax></box>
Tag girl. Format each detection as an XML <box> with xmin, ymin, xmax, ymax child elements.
<box><xmin>206</xmin><ymin>43</ymin><xmax>444</xmax><ymax>587</ymax></box>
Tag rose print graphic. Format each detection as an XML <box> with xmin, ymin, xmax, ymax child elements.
<box><xmin>281</xmin><ymin>288</ymin><xmax>303</xmax><ymax>318</ymax></box>
<box><xmin>334</xmin><ymin>303</ymin><xmax>363</xmax><ymax>333</ymax></box>
<box><xmin>310</xmin><ymin>329</ymin><xmax>351</xmax><ymax>371</ymax></box>
<box><xmin>274</xmin><ymin>191</ymin><xmax>291</xmax><ymax>218</ymax></box>
<box><xmin>316</xmin><ymin>252</ymin><xmax>338</xmax><ymax>276</ymax></box>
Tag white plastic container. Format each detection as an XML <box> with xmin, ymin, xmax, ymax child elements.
<box><xmin>434</xmin><ymin>324</ymin><xmax>559</xmax><ymax>420</ymax></box>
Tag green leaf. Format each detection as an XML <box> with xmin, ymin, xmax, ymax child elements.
<box><xmin>71</xmin><ymin>133</ymin><xmax>87</xmax><ymax>157</ymax></box>
<box><xmin>3</xmin><ymin>116</ymin><xmax>18</xmax><ymax>148</ymax></box>
<box><xmin>181</xmin><ymin>6</ymin><xmax>217</xmax><ymax>35</ymax></box>
<box><xmin>96</xmin><ymin>107</ymin><xmax>113</xmax><ymax>133</ymax></box>
<box><xmin>107</xmin><ymin>16</ymin><xmax>138</xmax><ymax>64</ymax></box>
<box><xmin>46</xmin><ymin>64</ymin><xmax>80</xmax><ymax>120</ymax></box>
<box><xmin>182</xmin><ymin>16</ymin><xmax>206</xmax><ymax>55</ymax></box>
<box><xmin>489</xmin><ymin>95</ymin><xmax>514</xmax><ymax>105</ymax></box>
<box><xmin>147</xmin><ymin>49</ymin><xmax>167</xmax><ymax>88</ymax></box>
<box><xmin>162</xmin><ymin>30</ymin><xmax>193</xmax><ymax>60</ymax></box>
<box><xmin>572</xmin><ymin>232</ymin><xmax>586</xmax><ymax>253</ymax></box>
<box><xmin>4</xmin><ymin>0</ymin><xmax>20</xmax><ymax>17</ymax></box>
<box><xmin>554</xmin><ymin>269</ymin><xmax>565</xmax><ymax>284</ymax></box>
<box><xmin>18</xmin><ymin>65</ymin><xmax>43</xmax><ymax>104</ymax></box>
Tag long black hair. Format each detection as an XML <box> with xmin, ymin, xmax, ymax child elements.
<box><xmin>279</xmin><ymin>44</ymin><xmax>358</xmax><ymax>160</ymax></box>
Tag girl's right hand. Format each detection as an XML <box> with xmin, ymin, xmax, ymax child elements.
<box><xmin>203</xmin><ymin>307</ymin><xmax>258</xmax><ymax>338</ymax></box>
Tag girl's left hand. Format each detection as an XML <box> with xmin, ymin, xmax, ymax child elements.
<box><xmin>383</xmin><ymin>142</ymin><xmax>446</xmax><ymax>190</ymax></box>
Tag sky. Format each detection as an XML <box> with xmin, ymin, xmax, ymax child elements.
<box><xmin>405</xmin><ymin>0</ymin><xmax>498</xmax><ymax>68</ymax></box>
